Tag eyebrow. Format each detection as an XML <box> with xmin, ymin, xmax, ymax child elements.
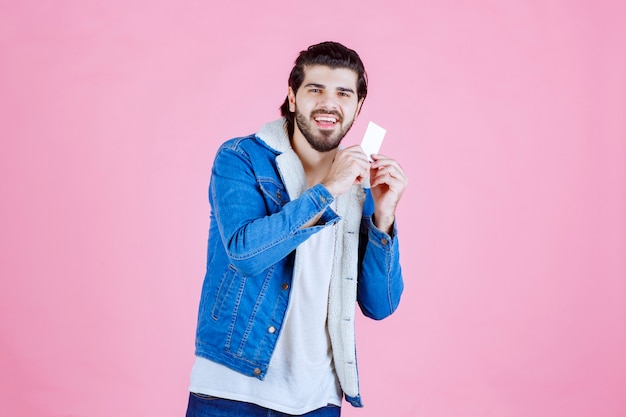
<box><xmin>303</xmin><ymin>83</ymin><xmax>356</xmax><ymax>94</ymax></box>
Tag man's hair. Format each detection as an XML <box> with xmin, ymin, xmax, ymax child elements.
<box><xmin>279</xmin><ymin>41</ymin><xmax>368</xmax><ymax>139</ymax></box>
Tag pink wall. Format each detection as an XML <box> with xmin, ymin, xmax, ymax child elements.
<box><xmin>1</xmin><ymin>1</ymin><xmax>624</xmax><ymax>416</ymax></box>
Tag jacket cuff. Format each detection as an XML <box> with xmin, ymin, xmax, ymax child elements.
<box><xmin>304</xmin><ymin>183</ymin><xmax>339</xmax><ymax>226</ymax></box>
<box><xmin>306</xmin><ymin>183</ymin><xmax>334</xmax><ymax>209</ymax></box>
<box><xmin>368</xmin><ymin>216</ymin><xmax>398</xmax><ymax>245</ymax></box>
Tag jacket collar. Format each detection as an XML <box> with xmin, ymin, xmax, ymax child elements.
<box><xmin>256</xmin><ymin>118</ymin><xmax>291</xmax><ymax>153</ymax></box>
<box><xmin>256</xmin><ymin>119</ymin><xmax>308</xmax><ymax>201</ymax></box>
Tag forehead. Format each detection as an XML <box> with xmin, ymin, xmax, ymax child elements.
<box><xmin>301</xmin><ymin>64</ymin><xmax>358</xmax><ymax>89</ymax></box>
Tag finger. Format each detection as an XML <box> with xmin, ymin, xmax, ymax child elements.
<box><xmin>370</xmin><ymin>153</ymin><xmax>394</xmax><ymax>163</ymax></box>
<box><xmin>370</xmin><ymin>166</ymin><xmax>408</xmax><ymax>189</ymax></box>
<box><xmin>337</xmin><ymin>147</ymin><xmax>369</xmax><ymax>164</ymax></box>
<box><xmin>371</xmin><ymin>176</ymin><xmax>406</xmax><ymax>194</ymax></box>
<box><xmin>335</xmin><ymin>151</ymin><xmax>370</xmax><ymax>181</ymax></box>
<box><xmin>347</xmin><ymin>149</ymin><xmax>373</xmax><ymax>170</ymax></box>
<box><xmin>371</xmin><ymin>164</ymin><xmax>407</xmax><ymax>184</ymax></box>
<box><xmin>370</xmin><ymin>154</ymin><xmax>404</xmax><ymax>171</ymax></box>
<box><xmin>370</xmin><ymin>169</ymin><xmax>394</xmax><ymax>186</ymax></box>
<box><xmin>351</xmin><ymin>146</ymin><xmax>370</xmax><ymax>161</ymax></box>
<box><xmin>371</xmin><ymin>160</ymin><xmax>402</xmax><ymax>173</ymax></box>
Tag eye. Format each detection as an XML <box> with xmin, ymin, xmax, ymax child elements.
<box><xmin>310</xmin><ymin>88</ymin><xmax>321</xmax><ymax>93</ymax></box>
<box><xmin>339</xmin><ymin>92</ymin><xmax>350</xmax><ymax>97</ymax></box>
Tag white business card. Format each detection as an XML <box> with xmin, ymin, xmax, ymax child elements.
<box><xmin>361</xmin><ymin>121</ymin><xmax>386</xmax><ymax>162</ymax></box>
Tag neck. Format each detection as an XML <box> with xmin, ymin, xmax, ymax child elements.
<box><xmin>291</xmin><ymin>132</ymin><xmax>337</xmax><ymax>187</ymax></box>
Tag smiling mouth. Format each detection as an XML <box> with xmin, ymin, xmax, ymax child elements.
<box><xmin>314</xmin><ymin>115</ymin><xmax>337</xmax><ymax>123</ymax></box>
<box><xmin>313</xmin><ymin>113</ymin><xmax>342</xmax><ymax>130</ymax></box>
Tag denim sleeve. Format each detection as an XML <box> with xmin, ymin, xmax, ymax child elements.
<box><xmin>356</xmin><ymin>216</ymin><xmax>404</xmax><ymax>320</ymax></box>
<box><xmin>210</xmin><ymin>145</ymin><xmax>339</xmax><ymax>276</ymax></box>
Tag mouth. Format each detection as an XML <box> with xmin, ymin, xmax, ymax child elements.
<box><xmin>313</xmin><ymin>114</ymin><xmax>340</xmax><ymax>129</ymax></box>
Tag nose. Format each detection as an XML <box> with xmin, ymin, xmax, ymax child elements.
<box><xmin>317</xmin><ymin>91</ymin><xmax>339</xmax><ymax>111</ymax></box>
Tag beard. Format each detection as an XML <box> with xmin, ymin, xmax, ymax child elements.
<box><xmin>294</xmin><ymin>107</ymin><xmax>355</xmax><ymax>152</ymax></box>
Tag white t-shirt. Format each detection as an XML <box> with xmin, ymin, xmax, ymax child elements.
<box><xmin>189</xmin><ymin>222</ymin><xmax>342</xmax><ymax>415</ymax></box>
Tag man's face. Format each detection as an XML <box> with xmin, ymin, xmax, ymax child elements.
<box><xmin>288</xmin><ymin>65</ymin><xmax>363</xmax><ymax>152</ymax></box>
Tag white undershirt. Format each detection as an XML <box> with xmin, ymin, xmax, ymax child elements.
<box><xmin>189</xmin><ymin>222</ymin><xmax>342</xmax><ymax>415</ymax></box>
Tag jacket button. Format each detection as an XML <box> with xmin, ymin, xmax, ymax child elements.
<box><xmin>320</xmin><ymin>196</ymin><xmax>327</xmax><ymax>204</ymax></box>
<box><xmin>253</xmin><ymin>368</ymin><xmax>262</xmax><ymax>376</ymax></box>
<box><xmin>381</xmin><ymin>238</ymin><xmax>388</xmax><ymax>245</ymax></box>
<box><xmin>276</xmin><ymin>190</ymin><xmax>282</xmax><ymax>199</ymax></box>
<box><xmin>281</xmin><ymin>283</ymin><xmax>289</xmax><ymax>290</ymax></box>
<box><xmin>268</xmin><ymin>326</ymin><xmax>276</xmax><ymax>334</ymax></box>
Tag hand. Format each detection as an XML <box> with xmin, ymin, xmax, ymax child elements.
<box><xmin>369</xmin><ymin>154</ymin><xmax>408</xmax><ymax>233</ymax></box>
<box><xmin>322</xmin><ymin>145</ymin><xmax>370</xmax><ymax>198</ymax></box>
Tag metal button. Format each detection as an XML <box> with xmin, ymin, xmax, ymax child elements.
<box><xmin>281</xmin><ymin>283</ymin><xmax>289</xmax><ymax>290</ymax></box>
<box><xmin>381</xmin><ymin>238</ymin><xmax>388</xmax><ymax>245</ymax></box>
<box><xmin>276</xmin><ymin>190</ymin><xmax>282</xmax><ymax>199</ymax></box>
<box><xmin>320</xmin><ymin>196</ymin><xmax>327</xmax><ymax>204</ymax></box>
<box><xmin>253</xmin><ymin>368</ymin><xmax>262</xmax><ymax>376</ymax></box>
<box><xmin>268</xmin><ymin>326</ymin><xmax>276</xmax><ymax>334</ymax></box>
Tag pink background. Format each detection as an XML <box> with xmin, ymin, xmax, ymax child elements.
<box><xmin>1</xmin><ymin>1</ymin><xmax>625</xmax><ymax>416</ymax></box>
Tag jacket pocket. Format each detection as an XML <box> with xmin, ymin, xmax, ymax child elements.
<box><xmin>258</xmin><ymin>177</ymin><xmax>289</xmax><ymax>208</ymax></box>
<box><xmin>211</xmin><ymin>266</ymin><xmax>237</xmax><ymax>320</ymax></box>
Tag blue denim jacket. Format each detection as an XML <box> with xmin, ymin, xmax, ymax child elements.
<box><xmin>194</xmin><ymin>119</ymin><xmax>404</xmax><ymax>407</ymax></box>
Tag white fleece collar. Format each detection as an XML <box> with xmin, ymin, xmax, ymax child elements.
<box><xmin>257</xmin><ymin>119</ymin><xmax>308</xmax><ymax>200</ymax></box>
<box><xmin>256</xmin><ymin>118</ymin><xmax>365</xmax><ymax>401</ymax></box>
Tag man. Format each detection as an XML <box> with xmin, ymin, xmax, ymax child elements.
<box><xmin>186</xmin><ymin>41</ymin><xmax>407</xmax><ymax>417</ymax></box>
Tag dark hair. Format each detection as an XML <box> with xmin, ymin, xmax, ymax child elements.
<box><xmin>279</xmin><ymin>41</ymin><xmax>368</xmax><ymax>139</ymax></box>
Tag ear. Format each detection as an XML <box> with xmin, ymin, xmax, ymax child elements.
<box><xmin>288</xmin><ymin>87</ymin><xmax>296</xmax><ymax>112</ymax></box>
<box><xmin>355</xmin><ymin>98</ymin><xmax>365</xmax><ymax>117</ymax></box>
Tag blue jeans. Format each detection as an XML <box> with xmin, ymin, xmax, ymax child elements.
<box><xmin>185</xmin><ymin>392</ymin><xmax>341</xmax><ymax>417</ymax></box>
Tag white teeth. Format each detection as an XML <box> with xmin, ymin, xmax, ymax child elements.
<box><xmin>315</xmin><ymin>116</ymin><xmax>337</xmax><ymax>123</ymax></box>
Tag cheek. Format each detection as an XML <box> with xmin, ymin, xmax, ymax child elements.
<box><xmin>295</xmin><ymin>98</ymin><xmax>313</xmax><ymax>115</ymax></box>
<box><xmin>344</xmin><ymin>105</ymin><xmax>359</xmax><ymax>122</ymax></box>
